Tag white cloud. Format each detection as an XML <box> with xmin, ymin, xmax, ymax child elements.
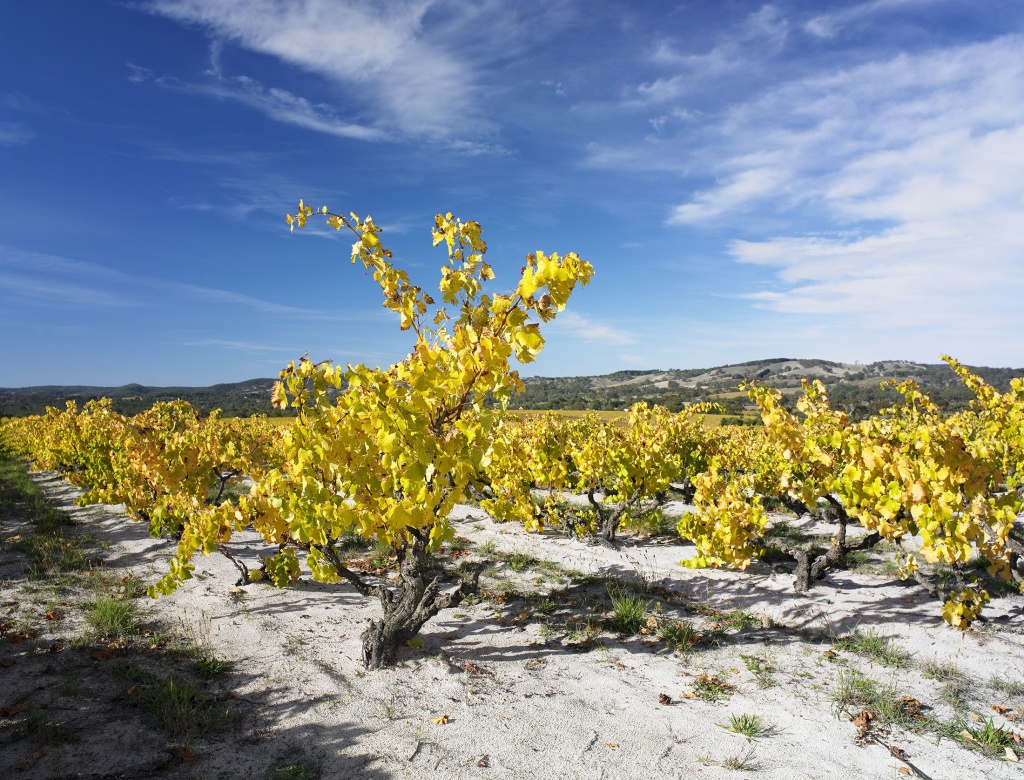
<box><xmin>639</xmin><ymin>5</ymin><xmax>789</xmax><ymax>103</ymax></box>
<box><xmin>126</xmin><ymin>63</ymin><xmax>152</xmax><ymax>83</ymax></box>
<box><xmin>658</xmin><ymin>35</ymin><xmax>1024</xmax><ymax>343</ymax></box>
<box><xmin>0</xmin><ymin>244</ymin><xmax>360</xmax><ymax>319</ymax></box>
<box><xmin>166</xmin><ymin>75</ymin><xmax>384</xmax><ymax>141</ymax></box>
<box><xmin>804</xmin><ymin>0</ymin><xmax>951</xmax><ymax>39</ymax></box>
<box><xmin>0</xmin><ymin>120</ymin><xmax>33</xmax><ymax>145</ymax></box>
<box><xmin>552</xmin><ymin>311</ymin><xmax>636</xmax><ymax>346</ymax></box>
<box><xmin>668</xmin><ymin>166</ymin><xmax>785</xmax><ymax>224</ymax></box>
<box><xmin>146</xmin><ymin>0</ymin><xmax>490</xmax><ymax>140</ymax></box>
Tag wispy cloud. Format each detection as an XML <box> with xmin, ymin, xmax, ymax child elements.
<box><xmin>181</xmin><ymin>338</ymin><xmax>299</xmax><ymax>353</ymax></box>
<box><xmin>0</xmin><ymin>244</ymin><xmax>359</xmax><ymax>319</ymax></box>
<box><xmin>656</xmin><ymin>35</ymin><xmax>1024</xmax><ymax>334</ymax></box>
<box><xmin>145</xmin><ymin>0</ymin><xmax>503</xmax><ymax>141</ymax></box>
<box><xmin>668</xmin><ymin>166</ymin><xmax>785</xmax><ymax>224</ymax></box>
<box><xmin>804</xmin><ymin>0</ymin><xmax>952</xmax><ymax>39</ymax></box>
<box><xmin>552</xmin><ymin>311</ymin><xmax>636</xmax><ymax>346</ymax></box>
<box><xmin>0</xmin><ymin>120</ymin><xmax>33</xmax><ymax>145</ymax></box>
<box><xmin>637</xmin><ymin>5</ymin><xmax>790</xmax><ymax>104</ymax></box>
<box><xmin>159</xmin><ymin>74</ymin><xmax>384</xmax><ymax>141</ymax></box>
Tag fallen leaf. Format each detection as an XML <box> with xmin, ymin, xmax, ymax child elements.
<box><xmin>477</xmin><ymin>756</ymin><xmax>490</xmax><ymax>768</ymax></box>
<box><xmin>91</xmin><ymin>651</ymin><xmax>112</xmax><ymax>661</ymax></box>
<box><xmin>1005</xmin><ymin>746</ymin><xmax>1020</xmax><ymax>763</ymax></box>
<box><xmin>44</xmin><ymin>612</ymin><xmax>59</xmax><ymax>621</ymax></box>
<box><xmin>853</xmin><ymin>710</ymin><xmax>875</xmax><ymax>732</ymax></box>
<box><xmin>605</xmin><ymin>743</ymin><xmax>618</xmax><ymax>748</ymax></box>
<box><xmin>181</xmin><ymin>750</ymin><xmax>197</xmax><ymax>762</ymax></box>
<box><xmin>430</xmin><ymin>715</ymin><xmax>450</xmax><ymax>725</ymax></box>
<box><xmin>1</xmin><ymin>702</ymin><xmax>24</xmax><ymax>717</ymax></box>
<box><xmin>822</xmin><ymin>650</ymin><xmax>839</xmax><ymax>659</ymax></box>
<box><xmin>0</xmin><ymin>659</ymin><xmax>15</xmax><ymax>668</ymax></box>
<box><xmin>897</xmin><ymin>768</ymin><xmax>911</xmax><ymax>776</ymax></box>
<box><xmin>889</xmin><ymin>745</ymin><xmax>909</xmax><ymax>760</ymax></box>
<box><xmin>970</xmin><ymin>713</ymin><xmax>981</xmax><ymax>722</ymax></box>
<box><xmin>993</xmin><ymin>704</ymin><xmax>1013</xmax><ymax>715</ymax></box>
<box><xmin>32</xmin><ymin>747</ymin><xmax>43</xmax><ymax>760</ymax></box>
<box><xmin>658</xmin><ymin>693</ymin><xmax>673</xmax><ymax>705</ymax></box>
<box><xmin>959</xmin><ymin>729</ymin><xmax>976</xmax><ymax>742</ymax></box>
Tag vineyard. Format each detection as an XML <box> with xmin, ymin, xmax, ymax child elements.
<box><xmin>1</xmin><ymin>208</ymin><xmax>1023</xmax><ymax>777</ymax></box>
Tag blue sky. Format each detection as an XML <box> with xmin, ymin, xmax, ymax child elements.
<box><xmin>2</xmin><ymin>0</ymin><xmax>1024</xmax><ymax>387</ymax></box>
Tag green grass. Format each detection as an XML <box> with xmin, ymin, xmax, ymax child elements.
<box><xmin>273</xmin><ymin>763</ymin><xmax>321</xmax><ymax>780</ymax></box>
<box><xmin>921</xmin><ymin>660</ymin><xmax>971</xmax><ymax>711</ymax></box>
<box><xmin>505</xmin><ymin>552</ymin><xmax>539</xmax><ymax>572</ymax></box>
<box><xmin>840</xmin><ymin>549</ymin><xmax>871</xmax><ymax>569</ymax></box>
<box><xmin>740</xmin><ymin>654</ymin><xmax>777</xmax><ymax>688</ymax></box>
<box><xmin>989</xmin><ymin>675</ymin><xmax>1024</xmax><ymax>699</ymax></box>
<box><xmin>194</xmin><ymin>656</ymin><xmax>232</xmax><ymax>676</ymax></box>
<box><xmin>721</xmin><ymin>610</ymin><xmax>760</xmax><ymax>631</ymax></box>
<box><xmin>477</xmin><ymin>539</ymin><xmax>498</xmax><ymax>555</ymax></box>
<box><xmin>831</xmin><ymin>669</ymin><xmax>925</xmax><ymax>730</ymax></box>
<box><xmin>86</xmin><ymin>595</ymin><xmax>141</xmax><ymax>638</ymax></box>
<box><xmin>5</xmin><ymin>706</ymin><xmax>79</xmax><ymax>749</ymax></box>
<box><xmin>0</xmin><ymin>450</ymin><xmax>90</xmax><ymax>577</ymax></box>
<box><xmin>693</xmin><ymin>673</ymin><xmax>734</xmax><ymax>702</ymax></box>
<box><xmin>605</xmin><ymin>584</ymin><xmax>649</xmax><ymax>635</ymax></box>
<box><xmin>107</xmin><ymin>659</ymin><xmax>159</xmax><ymax>684</ymax></box>
<box><xmin>659</xmin><ymin>619</ymin><xmax>699</xmax><ymax>650</ymax></box>
<box><xmin>833</xmin><ymin>629</ymin><xmax>911</xmax><ymax>668</ymax></box>
<box><xmin>137</xmin><ymin>677</ymin><xmax>229</xmax><ymax>742</ymax></box>
<box><xmin>938</xmin><ymin>716</ymin><xmax>1022</xmax><ymax>758</ymax></box>
<box><xmin>719</xmin><ymin>746</ymin><xmax>759</xmax><ymax>771</ymax></box>
<box><xmin>717</xmin><ymin>713</ymin><xmax>775</xmax><ymax>740</ymax></box>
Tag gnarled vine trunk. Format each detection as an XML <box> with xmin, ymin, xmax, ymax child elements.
<box><xmin>761</xmin><ymin>498</ymin><xmax>880</xmax><ymax>592</ymax></box>
<box><xmin>359</xmin><ymin>533</ymin><xmax>482</xmax><ymax>670</ymax></box>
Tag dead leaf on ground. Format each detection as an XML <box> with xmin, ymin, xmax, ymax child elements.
<box><xmin>32</xmin><ymin>747</ymin><xmax>43</xmax><ymax>760</ymax></box>
<box><xmin>853</xmin><ymin>709</ymin><xmax>875</xmax><ymax>733</ymax></box>
<box><xmin>91</xmin><ymin>651</ymin><xmax>112</xmax><ymax>661</ymax></box>
<box><xmin>897</xmin><ymin>768</ymin><xmax>911</xmax><ymax>776</ymax></box>
<box><xmin>889</xmin><ymin>745</ymin><xmax>909</xmax><ymax>760</ymax></box>
<box><xmin>430</xmin><ymin>714</ymin><xmax>450</xmax><ymax>725</ymax></box>
<box><xmin>1</xmin><ymin>702</ymin><xmax>25</xmax><ymax>717</ymax></box>
<box><xmin>477</xmin><ymin>756</ymin><xmax>490</xmax><ymax>767</ymax></box>
<box><xmin>0</xmin><ymin>658</ymin><xmax>15</xmax><ymax>668</ymax></box>
<box><xmin>605</xmin><ymin>742</ymin><xmax>618</xmax><ymax>748</ymax></box>
<box><xmin>658</xmin><ymin>693</ymin><xmax>673</xmax><ymax>705</ymax></box>
<box><xmin>1005</xmin><ymin>747</ymin><xmax>1020</xmax><ymax>763</ymax></box>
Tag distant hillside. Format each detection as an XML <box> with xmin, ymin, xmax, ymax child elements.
<box><xmin>512</xmin><ymin>358</ymin><xmax>1024</xmax><ymax>419</ymax></box>
<box><xmin>0</xmin><ymin>379</ymin><xmax>283</xmax><ymax>418</ymax></box>
<box><xmin>2</xmin><ymin>359</ymin><xmax>1021</xmax><ymax>419</ymax></box>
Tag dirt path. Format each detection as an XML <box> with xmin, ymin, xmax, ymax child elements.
<box><xmin>2</xmin><ymin>471</ymin><xmax>1023</xmax><ymax>779</ymax></box>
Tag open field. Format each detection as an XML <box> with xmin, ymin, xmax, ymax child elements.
<box><xmin>2</xmin><ymin>458</ymin><xmax>1022</xmax><ymax>779</ymax></box>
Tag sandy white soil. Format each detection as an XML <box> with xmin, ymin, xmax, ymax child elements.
<box><xmin>3</xmin><ymin>473</ymin><xmax>1023</xmax><ymax>780</ymax></box>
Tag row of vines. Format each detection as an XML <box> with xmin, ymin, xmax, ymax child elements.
<box><xmin>2</xmin><ymin>204</ymin><xmax>1023</xmax><ymax>667</ymax></box>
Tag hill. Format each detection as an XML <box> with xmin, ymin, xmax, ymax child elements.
<box><xmin>2</xmin><ymin>358</ymin><xmax>1022</xmax><ymax>419</ymax></box>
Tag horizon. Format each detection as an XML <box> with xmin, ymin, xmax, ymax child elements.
<box><xmin>4</xmin><ymin>354</ymin><xmax>1024</xmax><ymax>392</ymax></box>
<box><xmin>3</xmin><ymin>1</ymin><xmax>1024</xmax><ymax>386</ymax></box>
